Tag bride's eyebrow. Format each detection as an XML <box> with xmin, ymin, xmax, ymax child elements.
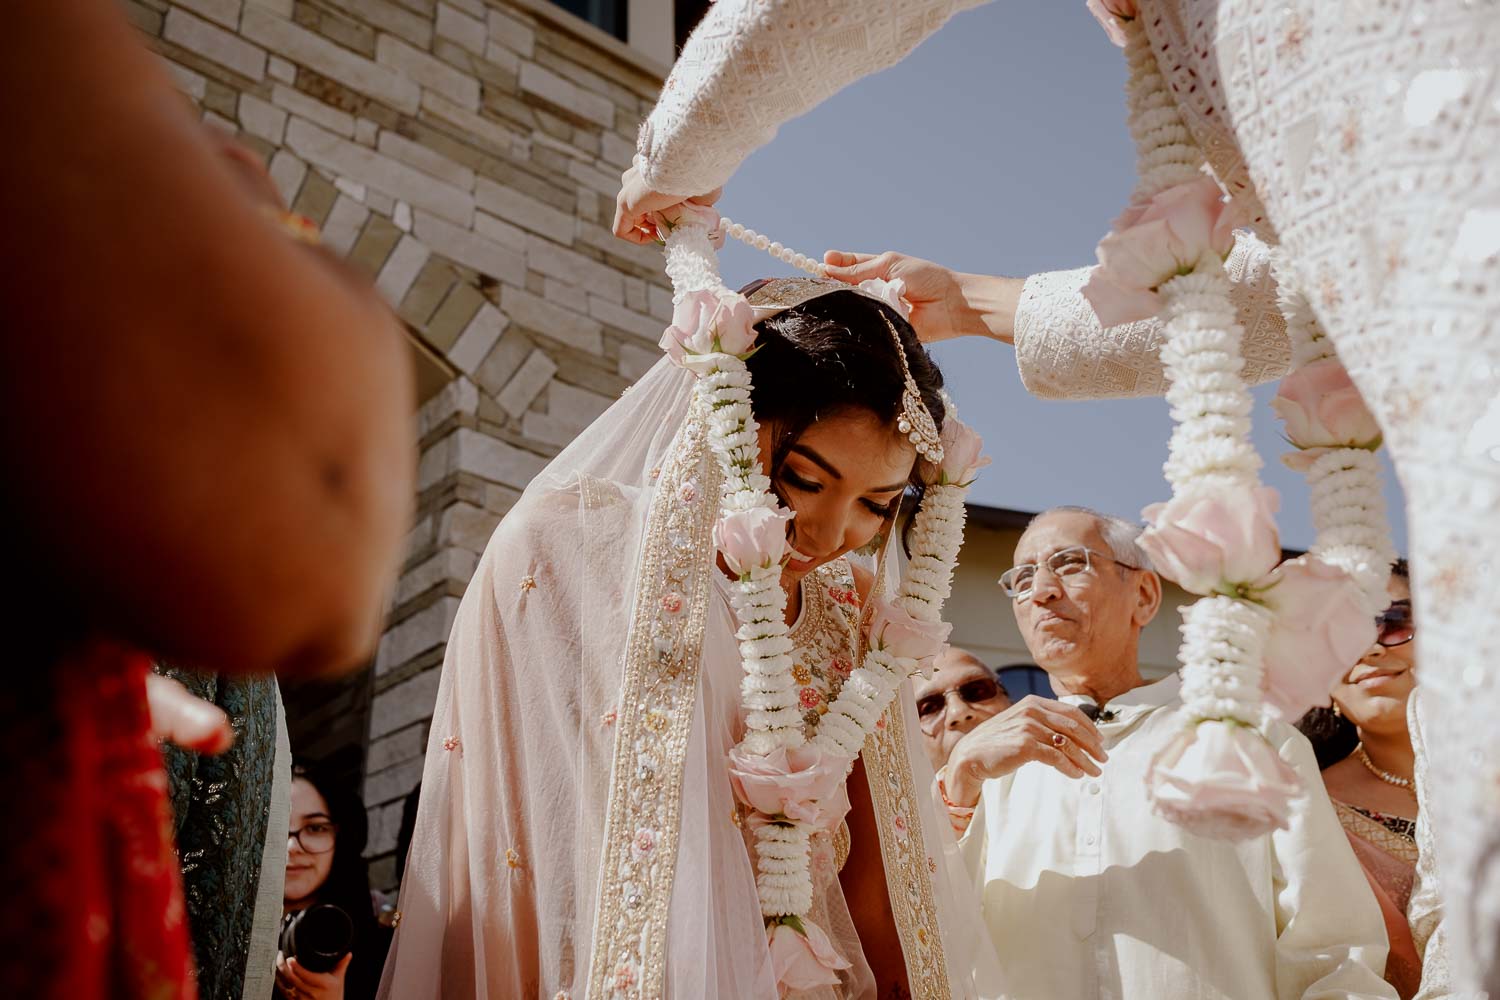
<box><xmin>788</xmin><ymin>444</ymin><xmax>906</xmax><ymax>494</ymax></box>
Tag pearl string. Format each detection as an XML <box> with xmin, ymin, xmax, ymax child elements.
<box><xmin>719</xmin><ymin>216</ymin><xmax>826</xmax><ymax>277</ymax></box>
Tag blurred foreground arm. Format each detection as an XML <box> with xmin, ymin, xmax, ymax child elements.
<box><xmin>2</xmin><ymin>3</ymin><xmax>415</xmax><ymax>675</ymax></box>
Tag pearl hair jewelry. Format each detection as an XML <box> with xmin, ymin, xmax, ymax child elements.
<box><xmin>720</xmin><ymin>216</ymin><xmax>945</xmax><ymax>464</ymax></box>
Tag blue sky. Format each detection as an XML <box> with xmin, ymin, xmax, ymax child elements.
<box><xmin>711</xmin><ymin>3</ymin><xmax>1407</xmax><ymax>553</ymax></box>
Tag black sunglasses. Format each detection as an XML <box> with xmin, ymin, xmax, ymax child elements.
<box><xmin>917</xmin><ymin>677</ymin><xmax>1004</xmax><ymax>719</ymax></box>
<box><xmin>1375</xmin><ymin>600</ymin><xmax>1414</xmax><ymax>648</ymax></box>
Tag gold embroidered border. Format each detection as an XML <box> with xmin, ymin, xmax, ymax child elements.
<box><xmin>586</xmin><ymin>392</ymin><xmax>722</xmax><ymax>999</ymax></box>
<box><xmin>863</xmin><ymin>700</ymin><xmax>952</xmax><ymax>999</ymax></box>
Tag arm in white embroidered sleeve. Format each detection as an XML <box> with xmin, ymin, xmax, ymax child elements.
<box><xmin>1012</xmin><ymin>232</ymin><xmax>1290</xmax><ymax>400</ymax></box>
<box><xmin>637</xmin><ymin>0</ymin><xmax>982</xmax><ymax>197</ymax></box>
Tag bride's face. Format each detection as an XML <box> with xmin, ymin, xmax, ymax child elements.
<box><xmin>759</xmin><ymin>408</ymin><xmax>916</xmax><ymax>585</ymax></box>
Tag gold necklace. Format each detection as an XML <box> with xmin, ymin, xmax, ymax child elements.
<box><xmin>1354</xmin><ymin>743</ymin><xmax>1414</xmax><ymax>792</ymax></box>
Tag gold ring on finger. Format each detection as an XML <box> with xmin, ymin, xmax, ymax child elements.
<box><xmin>1051</xmin><ymin>732</ymin><xmax>1068</xmax><ymax>748</ymax></box>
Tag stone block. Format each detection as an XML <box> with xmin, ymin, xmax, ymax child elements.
<box><xmin>201</xmin><ymin>78</ymin><xmax>240</xmax><ymax>119</ymax></box>
<box><xmin>321</xmin><ymin>194</ymin><xmax>371</xmax><ymax>256</ymax></box>
<box><xmin>623</xmin><ymin>276</ymin><xmax>647</xmax><ymax>312</ymax></box>
<box><xmin>324</xmin><ymin>0</ymin><xmax>432</xmax><ymax>47</ymax></box>
<box><xmin>473</xmin><ymin>212</ymin><xmax>527</xmax><ymax>251</ymax></box>
<box><xmin>356</xmin><ymin>117</ymin><xmax>380</xmax><ymax>146</ymax></box>
<box><xmin>237</xmin><ymin>92</ymin><xmax>287</xmax><ymax>144</ymax></box>
<box><xmin>122</xmin><ymin>1</ymin><xmax>163</xmax><ymax>34</ymax></box>
<box><xmin>375</xmin><ymin>595</ymin><xmax>460</xmax><ymax>675</ymax></box>
<box><xmin>377</xmin><ymin>129</ymin><xmax>476</xmax><ymax>191</ymax></box>
<box><xmin>267</xmin><ymin>54</ymin><xmax>297</xmax><ymax>83</ymax></box>
<box><xmin>412</xmin><ymin>210</ymin><xmax>525</xmax><ymax>285</ymax></box>
<box><xmin>648</xmin><ymin>283</ymin><xmax>673</xmax><ymax>321</ymax></box>
<box><xmin>419</xmin><ymin>91</ymin><xmax>527</xmax><ymax>161</ymax></box>
<box><xmin>482</xmin><ymin>40</ymin><xmax>521</xmax><ymax>76</ymax></box>
<box><xmin>616</xmin><ymin>341</ymin><xmax>658</xmax><ymax>381</ymax></box>
<box><xmin>568</xmin><ymin>157</ymin><xmax>623</xmax><ymax>198</ymax></box>
<box><xmin>376</xmin><ymin>34</ymin><xmax>480</xmax><ymax>111</ymax></box>
<box><xmin>487</xmin><ymin>8</ymin><xmax>534</xmax><ymax>56</ymax></box>
<box><xmin>201</xmin><ymin>109</ymin><xmax>238</xmax><ymax>136</ymax></box>
<box><xmin>246</xmin><ymin>0</ymin><xmax>294</xmax><ymax>14</ymax></box>
<box><xmin>546</xmin><ymin>380</ymin><xmax>613</xmax><ymax>429</ymax></box>
<box><xmin>449</xmin><ymin>302</ymin><xmax>509</xmax><ymax>375</ymax></box>
<box><xmin>366</xmin><ymin>722</ymin><xmax>428</xmax><ymax>775</ymax></box>
<box><xmin>333</xmin><ymin>176</ymin><xmax>367</xmax><ymax>202</ymax></box>
<box><xmin>520</xmin><ymin>409</ymin><xmax>575</xmax><ymax>449</ymax></box>
<box><xmin>475</xmin><ymin>177</ymin><xmax>574</xmax><ymax>243</ymax></box>
<box><xmin>435</xmin><ymin>2</ymin><xmax>487</xmax><ymax>55</ymax></box>
<box><xmin>417</xmin><ymin>376</ymin><xmax>480</xmax><ymax>440</ymax></box>
<box><xmin>268</xmin><ymin>150</ymin><xmax>307</xmax><ymax>206</ymax></box>
<box><xmin>369</xmin><ymin>668</ymin><xmax>441</xmax><ymax>738</ymax></box>
<box><xmin>496</xmin><ymin>348</ymin><xmax>557</xmax><ymax>418</ymax></box>
<box><xmin>174</xmin><ymin>0</ymin><xmax>241</xmax><ymax>30</ymax></box>
<box><xmin>424</xmin><ymin>280</ymin><xmax>486</xmax><ymax>351</ymax></box>
<box><xmin>290</xmin><ymin>168</ymin><xmax>339</xmax><ymax>225</ymax></box>
<box><xmin>272</xmin><ymin>84</ymin><xmax>356</xmax><ymax>138</ymax></box>
<box><xmin>437</xmin><ymin>501</ymin><xmax>501</xmax><ymax>554</ymax></box>
<box><xmin>241</xmin><ymin>7</ymin><xmax>420</xmax><ymax>113</ymax></box>
<box><xmin>518</xmin><ymin>61</ymin><xmax>613</xmax><ymax>128</ymax></box>
<box><xmin>286</xmin><ymin>118</ymin><xmax>474</xmax><ymax>226</ymax></box>
<box><xmin>542</xmin><ymin>277</ymin><xmax>589</xmax><ymax>315</ymax></box>
<box><xmin>365</xmin><ymin>756</ymin><xmax>427</xmax><ymax>809</ymax></box>
<box><xmin>365</xmin><ymin>800</ymin><xmax>405</xmax><ymax>856</ymax></box>
<box><xmin>397</xmin><ymin>256</ymin><xmax>455</xmax><ymax>329</ymax></box>
<box><xmin>164</xmin><ymin>8</ymin><xmax>266</xmax><ymax>81</ymax></box>
<box><xmin>311</xmin><ymin>6</ymin><xmax>378</xmax><ymax>58</ymax></box>
<box><xmin>441</xmin><ymin>0</ymin><xmax>485</xmax><ymax>17</ymax></box>
<box><xmin>377</xmin><ymin>234</ymin><xmax>431</xmax><ymax>306</ymax></box>
<box><xmin>588</xmin><ymin>295</ymin><xmax>661</xmax><ymax>342</ymax></box>
<box><xmin>525</xmin><ymin>236</ymin><xmax>624</xmax><ymax>303</ymax></box>
<box><xmin>454</xmin><ymin>427</ymin><xmax>547</xmax><ymax>490</ymax></box>
<box><xmin>394</xmin><ymin>200</ymin><xmax>413</xmax><ymax>231</ymax></box>
<box><xmin>348</xmin><ymin>211</ymin><xmax>403</xmax><ymax>278</ymax></box>
<box><xmin>473</xmin><ymin>330</ymin><xmax>533</xmax><ymax>400</ymax></box>
<box><xmin>501</xmin><ymin>284</ymin><xmax>602</xmax><ymax>355</ymax></box>
<box><xmin>165</xmin><ymin>63</ymin><xmax>209</xmax><ymax>103</ymax></box>
<box><xmin>394</xmin><ymin>544</ymin><xmax>479</xmax><ymax>607</ymax></box>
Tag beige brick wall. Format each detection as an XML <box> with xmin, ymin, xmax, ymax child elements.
<box><xmin>128</xmin><ymin>0</ymin><xmax>674</xmax><ymax>884</ymax></box>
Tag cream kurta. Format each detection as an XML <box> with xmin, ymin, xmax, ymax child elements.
<box><xmin>959</xmin><ymin>677</ymin><xmax>1394</xmax><ymax>1000</ymax></box>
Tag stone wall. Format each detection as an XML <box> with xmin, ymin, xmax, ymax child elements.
<box><xmin>127</xmin><ymin>0</ymin><xmax>676</xmax><ymax>885</ymax></box>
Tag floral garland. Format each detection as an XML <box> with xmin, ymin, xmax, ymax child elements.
<box><xmin>1082</xmin><ymin>4</ymin><xmax>1386</xmax><ymax>840</ymax></box>
<box><xmin>653</xmin><ymin>203</ymin><xmax>985</xmax><ymax>991</ymax></box>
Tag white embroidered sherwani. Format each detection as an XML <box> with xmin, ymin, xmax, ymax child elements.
<box><xmin>960</xmin><ymin>676</ymin><xmax>1394</xmax><ymax>999</ymax></box>
<box><xmin>636</xmin><ymin>3</ymin><xmax>1500</xmax><ymax>990</ymax></box>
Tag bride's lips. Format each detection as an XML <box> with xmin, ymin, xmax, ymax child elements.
<box><xmin>1350</xmin><ymin>665</ymin><xmax>1409</xmax><ymax>689</ymax></box>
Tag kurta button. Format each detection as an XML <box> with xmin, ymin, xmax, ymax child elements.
<box><xmin>1085</xmin><ymin>834</ymin><xmax>1096</xmax><ymax>846</ymax></box>
<box><xmin>1088</xmin><ymin>782</ymin><xmax>1101</xmax><ymax>795</ymax></box>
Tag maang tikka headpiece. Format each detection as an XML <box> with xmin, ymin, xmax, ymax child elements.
<box><xmin>733</xmin><ymin>235</ymin><xmax>947</xmax><ymax>467</ymax></box>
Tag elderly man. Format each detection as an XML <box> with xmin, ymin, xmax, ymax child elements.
<box><xmin>916</xmin><ymin>645</ymin><xmax>1012</xmax><ymax>771</ymax></box>
<box><xmin>942</xmin><ymin>507</ymin><xmax>1395</xmax><ymax>999</ymax></box>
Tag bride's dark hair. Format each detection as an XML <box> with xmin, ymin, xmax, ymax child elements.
<box><xmin>742</xmin><ymin>284</ymin><xmax>947</xmax><ymax>502</ymax></box>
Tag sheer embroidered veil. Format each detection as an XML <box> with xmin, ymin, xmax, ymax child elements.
<box><xmin>379</xmin><ymin>225</ymin><xmax>999</xmax><ymax>998</ymax></box>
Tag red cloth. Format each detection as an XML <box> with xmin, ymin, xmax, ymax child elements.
<box><xmin>0</xmin><ymin>644</ymin><xmax>196</xmax><ymax>999</ymax></box>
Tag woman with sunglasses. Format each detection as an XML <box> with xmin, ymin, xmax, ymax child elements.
<box><xmin>1297</xmin><ymin>560</ymin><xmax>1420</xmax><ymax>998</ymax></box>
<box><xmin>914</xmin><ymin>646</ymin><xmax>1012</xmax><ymax>772</ymax></box>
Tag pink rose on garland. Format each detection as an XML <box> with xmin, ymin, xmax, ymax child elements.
<box><xmin>1139</xmin><ymin>486</ymin><xmax>1282</xmax><ymax>596</ymax></box>
<box><xmin>660</xmin><ymin>289</ymin><xmax>757</xmax><ymax>372</ymax></box>
<box><xmin>714</xmin><ymin>505</ymin><xmax>794</xmax><ymax>577</ymax></box>
<box><xmin>1084</xmin><ymin>176</ymin><xmax>1237</xmax><ymax>326</ymax></box>
<box><xmin>650</xmin><ymin>200</ymin><xmax>725</xmax><ymax>248</ymax></box>
<box><xmin>1271</xmin><ymin>359</ymin><xmax>1383</xmax><ymax>452</ymax></box>
<box><xmin>1259</xmin><ymin>555</ymin><xmax>1377</xmax><ymax>722</ymax></box>
<box><xmin>768</xmin><ymin>919</ymin><xmax>852</xmax><ymax>992</ymax></box>
<box><xmin>727</xmin><ymin>744</ymin><xmax>852</xmax><ymax>831</ymax></box>
<box><xmin>1146</xmin><ymin>720</ymin><xmax>1300</xmax><ymax>841</ymax></box>
<box><xmin>869</xmin><ymin>596</ymin><xmax>952</xmax><ymax>669</ymax></box>
<box><xmin>857</xmin><ymin>277</ymin><xmax>912</xmax><ymax>321</ymax></box>
<box><xmin>938</xmin><ymin>415</ymin><xmax>991</xmax><ymax>486</ymax></box>
<box><xmin>1086</xmin><ymin>0</ymin><xmax>1137</xmax><ymax>47</ymax></box>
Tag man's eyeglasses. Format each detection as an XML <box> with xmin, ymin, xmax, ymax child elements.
<box><xmin>288</xmin><ymin>821</ymin><xmax>337</xmax><ymax>854</ymax></box>
<box><xmin>917</xmin><ymin>676</ymin><xmax>1006</xmax><ymax>722</ymax></box>
<box><xmin>1375</xmin><ymin>600</ymin><xmax>1414</xmax><ymax>648</ymax></box>
<box><xmin>998</xmin><ymin>546</ymin><xmax>1140</xmax><ymax>600</ymax></box>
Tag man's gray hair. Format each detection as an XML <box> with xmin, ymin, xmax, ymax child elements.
<box><xmin>1028</xmin><ymin>505</ymin><xmax>1154</xmax><ymax>573</ymax></box>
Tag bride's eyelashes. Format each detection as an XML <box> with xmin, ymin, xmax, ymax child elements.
<box><xmin>782</xmin><ymin>469</ymin><xmax>900</xmax><ymax>519</ymax></box>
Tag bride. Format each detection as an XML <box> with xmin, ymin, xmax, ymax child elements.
<box><xmin>378</xmin><ymin>266</ymin><xmax>997</xmax><ymax>998</ymax></box>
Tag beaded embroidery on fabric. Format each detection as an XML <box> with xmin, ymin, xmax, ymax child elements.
<box><xmin>786</xmin><ymin>559</ymin><xmax>863</xmax><ymax>738</ymax></box>
<box><xmin>585</xmin><ymin>396</ymin><xmax>725</xmax><ymax>1000</ymax></box>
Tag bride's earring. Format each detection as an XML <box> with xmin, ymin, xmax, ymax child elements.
<box><xmin>1332</xmin><ymin>702</ymin><xmax>1342</xmax><ymax>718</ymax></box>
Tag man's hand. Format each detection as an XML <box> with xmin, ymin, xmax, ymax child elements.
<box><xmin>274</xmin><ymin>951</ymin><xmax>350</xmax><ymax>1000</ymax></box>
<box><xmin>612</xmin><ymin>163</ymin><xmax>720</xmax><ymax>245</ymax></box>
<box><xmin>822</xmin><ymin>250</ymin><xmax>1024</xmax><ymax>345</ymax></box>
<box><xmin>944</xmin><ymin>696</ymin><xmax>1107</xmax><ymax>807</ymax></box>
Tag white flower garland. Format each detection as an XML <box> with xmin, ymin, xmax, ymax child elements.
<box><xmin>660</xmin><ymin>220</ymin><xmax>974</xmax><ymax>934</ymax></box>
<box><xmin>1272</xmin><ymin>256</ymin><xmax>1397</xmax><ymax>609</ymax></box>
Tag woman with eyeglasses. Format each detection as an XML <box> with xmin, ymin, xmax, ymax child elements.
<box><xmin>914</xmin><ymin>646</ymin><xmax>1012</xmax><ymax>772</ymax></box>
<box><xmin>1297</xmin><ymin>560</ymin><xmax>1420</xmax><ymax>998</ymax></box>
<box><xmin>275</xmin><ymin>764</ymin><xmax>391</xmax><ymax>1000</ymax></box>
